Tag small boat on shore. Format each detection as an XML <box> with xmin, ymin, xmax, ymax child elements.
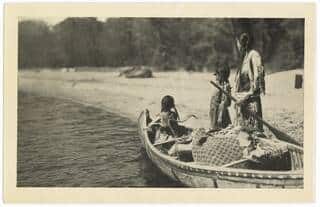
<box><xmin>119</xmin><ymin>66</ymin><xmax>153</xmax><ymax>78</ymax></box>
<box><xmin>138</xmin><ymin>109</ymin><xmax>303</xmax><ymax>188</ymax></box>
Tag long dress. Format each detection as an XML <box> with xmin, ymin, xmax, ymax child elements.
<box><xmin>209</xmin><ymin>81</ymin><xmax>231</xmax><ymax>129</ymax></box>
<box><xmin>234</xmin><ymin>50</ymin><xmax>265</xmax><ymax>132</ymax></box>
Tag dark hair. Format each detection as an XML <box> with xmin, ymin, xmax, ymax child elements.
<box><xmin>161</xmin><ymin>95</ymin><xmax>175</xmax><ymax>112</ymax></box>
<box><xmin>221</xmin><ymin>63</ymin><xmax>230</xmax><ymax>82</ymax></box>
<box><xmin>239</xmin><ymin>33</ymin><xmax>250</xmax><ymax>47</ymax></box>
<box><xmin>214</xmin><ymin>60</ymin><xmax>230</xmax><ymax>83</ymax></box>
<box><xmin>161</xmin><ymin>95</ymin><xmax>180</xmax><ymax>120</ymax></box>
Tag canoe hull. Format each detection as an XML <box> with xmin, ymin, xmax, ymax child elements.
<box><xmin>138</xmin><ymin>110</ymin><xmax>303</xmax><ymax>188</ymax></box>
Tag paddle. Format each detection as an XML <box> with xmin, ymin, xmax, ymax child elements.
<box><xmin>210</xmin><ymin>81</ymin><xmax>302</xmax><ymax>146</ymax></box>
<box><xmin>177</xmin><ymin>114</ymin><xmax>198</xmax><ymax>123</ymax></box>
<box><xmin>154</xmin><ymin>138</ymin><xmax>176</xmax><ymax>147</ymax></box>
<box><xmin>154</xmin><ymin>136</ymin><xmax>193</xmax><ymax>147</ymax></box>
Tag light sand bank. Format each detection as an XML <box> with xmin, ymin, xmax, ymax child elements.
<box><xmin>18</xmin><ymin>69</ymin><xmax>304</xmax><ymax>143</ymax></box>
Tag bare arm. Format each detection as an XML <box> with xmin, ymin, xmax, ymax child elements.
<box><xmin>146</xmin><ymin>115</ymin><xmax>161</xmax><ymax>128</ymax></box>
<box><xmin>249</xmin><ymin>51</ymin><xmax>262</xmax><ymax>95</ymax></box>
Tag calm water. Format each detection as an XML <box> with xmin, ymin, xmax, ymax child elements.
<box><xmin>17</xmin><ymin>92</ymin><xmax>182</xmax><ymax>187</ymax></box>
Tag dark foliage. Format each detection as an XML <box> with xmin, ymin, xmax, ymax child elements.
<box><xmin>18</xmin><ymin>18</ymin><xmax>304</xmax><ymax>72</ymax></box>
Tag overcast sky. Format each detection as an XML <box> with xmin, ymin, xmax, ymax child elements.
<box><xmin>19</xmin><ymin>17</ymin><xmax>108</xmax><ymax>25</ymax></box>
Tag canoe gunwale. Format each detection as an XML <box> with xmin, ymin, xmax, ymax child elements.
<box><xmin>138</xmin><ymin>109</ymin><xmax>303</xmax><ymax>186</ymax></box>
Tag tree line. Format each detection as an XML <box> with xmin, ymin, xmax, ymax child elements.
<box><xmin>18</xmin><ymin>18</ymin><xmax>304</xmax><ymax>72</ymax></box>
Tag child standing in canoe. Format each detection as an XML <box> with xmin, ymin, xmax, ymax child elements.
<box><xmin>209</xmin><ymin>61</ymin><xmax>232</xmax><ymax>131</ymax></box>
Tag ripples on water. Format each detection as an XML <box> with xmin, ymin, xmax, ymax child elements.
<box><xmin>17</xmin><ymin>92</ymin><xmax>183</xmax><ymax>187</ymax></box>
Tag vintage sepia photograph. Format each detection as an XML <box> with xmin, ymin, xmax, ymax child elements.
<box><xmin>17</xmin><ymin>17</ymin><xmax>304</xmax><ymax>188</ymax></box>
<box><xmin>3</xmin><ymin>2</ymin><xmax>316</xmax><ymax>203</ymax></box>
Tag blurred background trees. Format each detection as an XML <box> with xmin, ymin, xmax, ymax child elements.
<box><xmin>18</xmin><ymin>17</ymin><xmax>304</xmax><ymax>72</ymax></box>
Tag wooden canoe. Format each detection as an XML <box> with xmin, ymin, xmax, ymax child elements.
<box><xmin>138</xmin><ymin>109</ymin><xmax>303</xmax><ymax>188</ymax></box>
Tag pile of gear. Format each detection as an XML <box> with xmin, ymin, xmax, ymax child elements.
<box><xmin>191</xmin><ymin>126</ymin><xmax>289</xmax><ymax>167</ymax></box>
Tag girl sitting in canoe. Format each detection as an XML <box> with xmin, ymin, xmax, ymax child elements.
<box><xmin>159</xmin><ymin>95</ymin><xmax>182</xmax><ymax>137</ymax></box>
<box><xmin>147</xmin><ymin>95</ymin><xmax>194</xmax><ymax>144</ymax></box>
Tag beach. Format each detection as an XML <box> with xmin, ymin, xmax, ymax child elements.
<box><xmin>18</xmin><ymin>69</ymin><xmax>304</xmax><ymax>143</ymax></box>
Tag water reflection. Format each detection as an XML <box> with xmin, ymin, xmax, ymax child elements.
<box><xmin>18</xmin><ymin>92</ymin><xmax>183</xmax><ymax>187</ymax></box>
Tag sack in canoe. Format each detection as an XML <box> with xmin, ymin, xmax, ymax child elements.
<box><xmin>191</xmin><ymin>127</ymin><xmax>290</xmax><ymax>167</ymax></box>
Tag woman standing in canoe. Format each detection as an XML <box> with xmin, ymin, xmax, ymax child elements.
<box><xmin>232</xmin><ymin>33</ymin><xmax>266</xmax><ymax>132</ymax></box>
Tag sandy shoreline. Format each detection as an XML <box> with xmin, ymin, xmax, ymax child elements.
<box><xmin>18</xmin><ymin>69</ymin><xmax>304</xmax><ymax>143</ymax></box>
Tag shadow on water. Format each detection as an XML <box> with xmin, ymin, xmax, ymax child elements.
<box><xmin>137</xmin><ymin>149</ymin><xmax>184</xmax><ymax>187</ymax></box>
<box><xmin>17</xmin><ymin>92</ymin><xmax>184</xmax><ymax>187</ymax></box>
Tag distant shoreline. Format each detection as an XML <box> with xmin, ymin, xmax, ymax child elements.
<box><xmin>18</xmin><ymin>69</ymin><xmax>304</xmax><ymax>143</ymax></box>
<box><xmin>19</xmin><ymin>90</ymin><xmax>135</xmax><ymax>122</ymax></box>
<box><xmin>18</xmin><ymin>66</ymin><xmax>304</xmax><ymax>75</ymax></box>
